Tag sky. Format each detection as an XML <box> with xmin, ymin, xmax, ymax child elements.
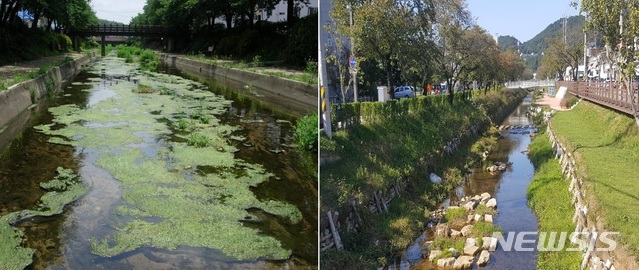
<box><xmin>91</xmin><ymin>0</ymin><xmax>146</xmax><ymax>24</ymax></box>
<box><xmin>466</xmin><ymin>0</ymin><xmax>580</xmax><ymax>42</ymax></box>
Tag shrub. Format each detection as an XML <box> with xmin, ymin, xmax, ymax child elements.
<box><xmin>187</xmin><ymin>133</ymin><xmax>212</xmax><ymax>148</ymax></box>
<box><xmin>139</xmin><ymin>49</ymin><xmax>159</xmax><ymax>71</ymax></box>
<box><xmin>472</xmin><ymin>222</ymin><xmax>502</xmax><ymax>237</ymax></box>
<box><xmin>444</xmin><ymin>207</ymin><xmax>467</xmax><ymax>223</ymax></box>
<box><xmin>294</xmin><ymin>113</ymin><xmax>318</xmax><ymax>152</ymax></box>
<box><xmin>132</xmin><ymin>84</ymin><xmax>155</xmax><ymax>94</ymax></box>
<box><xmin>560</xmin><ymin>93</ymin><xmax>579</xmax><ymax>108</ymax></box>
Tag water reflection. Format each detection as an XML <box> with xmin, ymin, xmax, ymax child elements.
<box><xmin>0</xmin><ymin>56</ymin><xmax>317</xmax><ymax>269</ymax></box>
<box><xmin>394</xmin><ymin>95</ymin><xmax>539</xmax><ymax>270</ymax></box>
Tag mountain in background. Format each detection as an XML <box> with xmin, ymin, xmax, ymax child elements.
<box><xmin>497</xmin><ymin>15</ymin><xmax>586</xmax><ymax>71</ymax></box>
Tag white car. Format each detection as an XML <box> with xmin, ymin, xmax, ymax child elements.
<box><xmin>394</xmin><ymin>86</ymin><xmax>415</xmax><ymax>98</ymax></box>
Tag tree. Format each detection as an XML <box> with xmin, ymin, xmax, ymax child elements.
<box><xmin>431</xmin><ymin>0</ymin><xmax>474</xmax><ymax>104</ymax></box>
<box><xmin>576</xmin><ymin>0</ymin><xmax>639</xmax><ymax>127</ymax></box>
<box><xmin>537</xmin><ymin>35</ymin><xmax>583</xmax><ymax>81</ymax></box>
<box><xmin>324</xmin><ymin>26</ymin><xmax>353</xmax><ymax>103</ymax></box>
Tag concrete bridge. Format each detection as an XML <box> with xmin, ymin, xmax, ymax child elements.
<box><xmin>69</xmin><ymin>24</ymin><xmax>174</xmax><ymax>56</ymax></box>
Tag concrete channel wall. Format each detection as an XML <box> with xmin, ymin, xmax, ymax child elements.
<box><xmin>159</xmin><ymin>53</ymin><xmax>316</xmax><ymax>116</ymax></box>
<box><xmin>0</xmin><ymin>52</ymin><xmax>96</xmax><ymax>130</ymax></box>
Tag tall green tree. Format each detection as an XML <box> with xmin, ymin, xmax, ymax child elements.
<box><xmin>431</xmin><ymin>0</ymin><xmax>474</xmax><ymax>104</ymax></box>
<box><xmin>331</xmin><ymin>0</ymin><xmax>431</xmax><ymax>99</ymax></box>
<box><xmin>576</xmin><ymin>0</ymin><xmax>639</xmax><ymax>126</ymax></box>
<box><xmin>537</xmin><ymin>35</ymin><xmax>583</xmax><ymax>81</ymax></box>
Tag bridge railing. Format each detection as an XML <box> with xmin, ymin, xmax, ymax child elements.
<box><xmin>505</xmin><ymin>79</ymin><xmax>556</xmax><ymax>89</ymax></box>
<box><xmin>71</xmin><ymin>24</ymin><xmax>166</xmax><ymax>35</ymax></box>
<box><xmin>557</xmin><ymin>80</ymin><xmax>639</xmax><ymax>116</ymax></box>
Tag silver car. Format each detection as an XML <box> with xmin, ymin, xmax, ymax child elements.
<box><xmin>394</xmin><ymin>86</ymin><xmax>415</xmax><ymax>98</ymax></box>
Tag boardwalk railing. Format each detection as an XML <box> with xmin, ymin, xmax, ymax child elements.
<box><xmin>505</xmin><ymin>79</ymin><xmax>556</xmax><ymax>89</ymax></box>
<box><xmin>69</xmin><ymin>24</ymin><xmax>167</xmax><ymax>36</ymax></box>
<box><xmin>557</xmin><ymin>81</ymin><xmax>639</xmax><ymax>116</ymax></box>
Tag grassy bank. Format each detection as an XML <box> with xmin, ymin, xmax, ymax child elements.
<box><xmin>320</xmin><ymin>88</ymin><xmax>528</xmax><ymax>269</ymax></box>
<box><xmin>549</xmin><ymin>101</ymin><xmax>639</xmax><ymax>259</ymax></box>
<box><xmin>526</xmin><ymin>126</ymin><xmax>582</xmax><ymax>269</ymax></box>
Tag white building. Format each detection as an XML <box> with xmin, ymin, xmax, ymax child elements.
<box><xmin>256</xmin><ymin>0</ymin><xmax>318</xmax><ymax>22</ymax></box>
<box><xmin>214</xmin><ymin>0</ymin><xmax>318</xmax><ymax>27</ymax></box>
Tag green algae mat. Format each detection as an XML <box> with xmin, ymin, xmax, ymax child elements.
<box><xmin>33</xmin><ymin>57</ymin><xmax>301</xmax><ymax>260</ymax></box>
<box><xmin>1</xmin><ymin>167</ymin><xmax>87</xmax><ymax>270</ymax></box>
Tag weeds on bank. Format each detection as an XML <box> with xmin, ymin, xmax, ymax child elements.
<box><xmin>527</xmin><ymin>124</ymin><xmax>582</xmax><ymax>269</ymax></box>
<box><xmin>547</xmin><ymin>101</ymin><xmax>639</xmax><ymax>262</ymax></box>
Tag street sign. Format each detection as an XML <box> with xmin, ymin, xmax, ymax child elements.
<box><xmin>349</xmin><ymin>55</ymin><xmax>356</xmax><ymax>69</ymax></box>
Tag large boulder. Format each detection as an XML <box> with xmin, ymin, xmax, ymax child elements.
<box><xmin>430</xmin><ymin>173</ymin><xmax>442</xmax><ymax>184</ymax></box>
<box><xmin>461</xmin><ymin>225</ymin><xmax>474</xmax><ymax>237</ymax></box>
<box><xmin>463</xmin><ymin>200</ymin><xmax>478</xmax><ymax>211</ymax></box>
<box><xmin>482</xmin><ymin>237</ymin><xmax>498</xmax><ymax>251</ymax></box>
<box><xmin>429</xmin><ymin>250</ymin><xmax>442</xmax><ymax>262</ymax></box>
<box><xmin>477</xmin><ymin>250</ymin><xmax>490</xmax><ymax>266</ymax></box>
<box><xmin>480</xmin><ymin>192</ymin><xmax>491</xmax><ymax>200</ymax></box>
<box><xmin>435</xmin><ymin>223</ymin><xmax>450</xmax><ymax>238</ymax></box>
<box><xmin>448</xmin><ymin>247</ymin><xmax>460</xmax><ymax>258</ymax></box>
<box><xmin>486</xmin><ymin>198</ymin><xmax>497</xmax><ymax>208</ymax></box>
<box><xmin>485</xmin><ymin>214</ymin><xmax>493</xmax><ymax>223</ymax></box>
<box><xmin>437</xmin><ymin>257</ymin><xmax>456</xmax><ymax>268</ymax></box>
<box><xmin>453</xmin><ymin>256</ymin><xmax>474</xmax><ymax>269</ymax></box>
<box><xmin>474</xmin><ymin>214</ymin><xmax>483</xmax><ymax>222</ymax></box>
<box><xmin>463</xmin><ymin>245</ymin><xmax>480</xmax><ymax>256</ymax></box>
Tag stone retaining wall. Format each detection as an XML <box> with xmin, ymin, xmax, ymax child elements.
<box><xmin>158</xmin><ymin>54</ymin><xmax>316</xmax><ymax>116</ymax></box>
<box><xmin>545</xmin><ymin>121</ymin><xmax>633</xmax><ymax>270</ymax></box>
<box><xmin>0</xmin><ymin>52</ymin><xmax>96</xmax><ymax>130</ymax></box>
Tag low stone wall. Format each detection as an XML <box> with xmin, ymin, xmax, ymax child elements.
<box><xmin>545</xmin><ymin>122</ymin><xmax>631</xmax><ymax>270</ymax></box>
<box><xmin>158</xmin><ymin>54</ymin><xmax>316</xmax><ymax>116</ymax></box>
<box><xmin>0</xmin><ymin>52</ymin><xmax>96</xmax><ymax>130</ymax></box>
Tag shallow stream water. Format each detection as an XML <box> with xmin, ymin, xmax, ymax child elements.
<box><xmin>0</xmin><ymin>55</ymin><xmax>317</xmax><ymax>269</ymax></box>
<box><xmin>390</xmin><ymin>95</ymin><xmax>539</xmax><ymax>269</ymax></box>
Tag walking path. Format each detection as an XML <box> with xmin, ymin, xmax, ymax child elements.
<box><xmin>535</xmin><ymin>94</ymin><xmax>562</xmax><ymax>110</ymax></box>
<box><xmin>0</xmin><ymin>52</ymin><xmax>85</xmax><ymax>83</ymax></box>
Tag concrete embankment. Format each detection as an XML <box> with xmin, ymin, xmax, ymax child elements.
<box><xmin>158</xmin><ymin>53</ymin><xmax>316</xmax><ymax>117</ymax></box>
<box><xmin>0</xmin><ymin>52</ymin><xmax>96</xmax><ymax>131</ymax></box>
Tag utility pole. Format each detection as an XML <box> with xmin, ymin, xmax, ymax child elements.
<box><xmin>584</xmin><ymin>32</ymin><xmax>587</xmax><ymax>81</ymax></box>
<box><xmin>320</xmin><ymin>1</ymin><xmax>332</xmax><ymax>139</ymax></box>
<box><xmin>349</xmin><ymin>3</ymin><xmax>358</xmax><ymax>102</ymax></box>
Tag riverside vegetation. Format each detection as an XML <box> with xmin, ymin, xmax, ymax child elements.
<box><xmin>527</xmin><ymin>123</ymin><xmax>582</xmax><ymax>269</ymax></box>
<box><xmin>535</xmin><ymin>101</ymin><xmax>639</xmax><ymax>266</ymax></box>
<box><xmin>320</xmin><ymin>88</ymin><xmax>528</xmax><ymax>269</ymax></box>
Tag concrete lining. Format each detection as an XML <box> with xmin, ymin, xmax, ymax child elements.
<box><xmin>0</xmin><ymin>52</ymin><xmax>96</xmax><ymax>131</ymax></box>
<box><xmin>159</xmin><ymin>53</ymin><xmax>317</xmax><ymax>116</ymax></box>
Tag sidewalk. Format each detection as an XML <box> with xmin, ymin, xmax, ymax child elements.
<box><xmin>0</xmin><ymin>52</ymin><xmax>85</xmax><ymax>83</ymax></box>
<box><xmin>535</xmin><ymin>94</ymin><xmax>563</xmax><ymax>110</ymax></box>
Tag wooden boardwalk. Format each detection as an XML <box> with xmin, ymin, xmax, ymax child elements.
<box><xmin>556</xmin><ymin>81</ymin><xmax>639</xmax><ymax>117</ymax></box>
<box><xmin>69</xmin><ymin>24</ymin><xmax>166</xmax><ymax>37</ymax></box>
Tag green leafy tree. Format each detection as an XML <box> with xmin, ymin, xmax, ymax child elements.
<box><xmin>575</xmin><ymin>0</ymin><xmax>639</xmax><ymax>126</ymax></box>
<box><xmin>431</xmin><ymin>0</ymin><xmax>474</xmax><ymax>104</ymax></box>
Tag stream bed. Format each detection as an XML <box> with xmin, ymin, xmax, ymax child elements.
<box><xmin>391</xmin><ymin>94</ymin><xmax>539</xmax><ymax>269</ymax></box>
<box><xmin>0</xmin><ymin>54</ymin><xmax>317</xmax><ymax>269</ymax></box>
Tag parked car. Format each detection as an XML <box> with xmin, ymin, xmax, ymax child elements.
<box><xmin>393</xmin><ymin>86</ymin><xmax>415</xmax><ymax>98</ymax></box>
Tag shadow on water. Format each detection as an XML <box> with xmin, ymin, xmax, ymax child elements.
<box><xmin>0</xmin><ymin>58</ymin><xmax>317</xmax><ymax>269</ymax></box>
<box><xmin>390</xmin><ymin>95</ymin><xmax>539</xmax><ymax>270</ymax></box>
